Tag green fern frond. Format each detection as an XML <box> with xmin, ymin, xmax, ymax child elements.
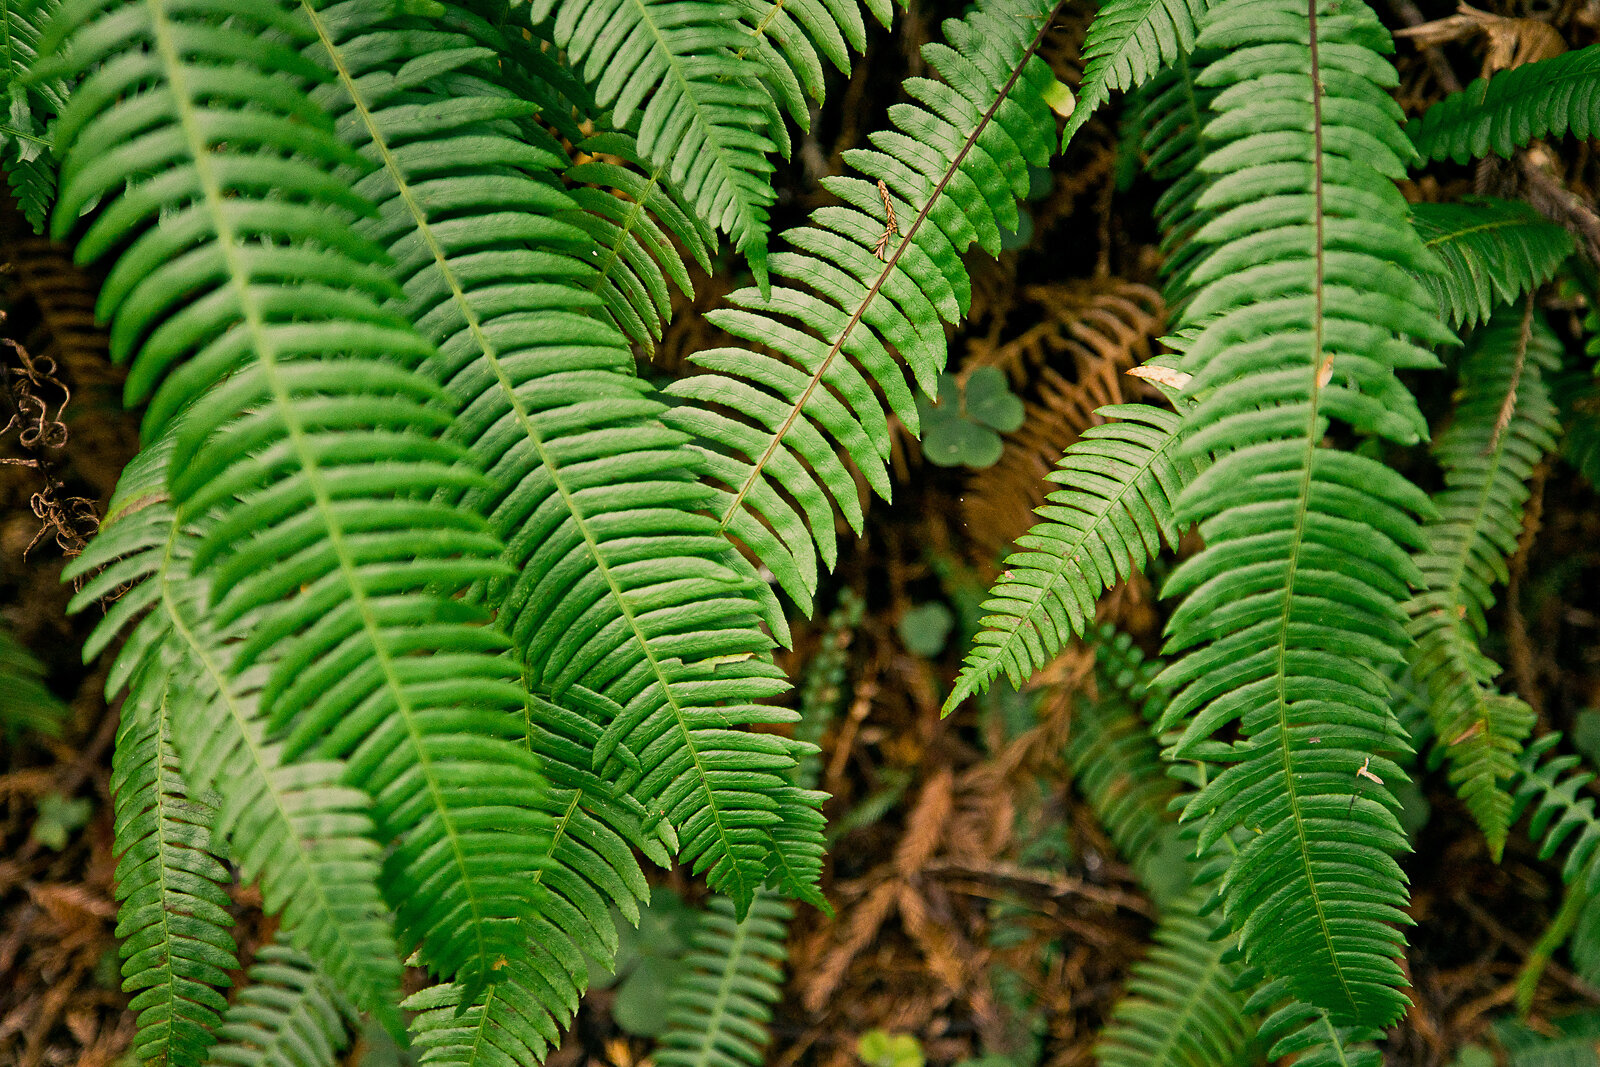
<box><xmin>206</xmin><ymin>946</ymin><xmax>354</xmax><ymax>1067</ymax></box>
<box><xmin>523</xmin><ymin>0</ymin><xmax>782</xmax><ymax>283</ymax></box>
<box><xmin>65</xmin><ymin>432</ymin><xmax>404</xmax><ymax>1034</ymax></box>
<box><xmin>1242</xmin><ymin>985</ymin><xmax>1383</xmax><ymax>1067</ymax></box>
<box><xmin>1410</xmin><ymin>199</ymin><xmax>1574</xmax><ymax>329</ymax></box>
<box><xmin>1</xmin><ymin>0</ymin><xmax>64</xmax><ymax>231</ymax></box>
<box><xmin>1063</xmin><ymin>0</ymin><xmax>1208</xmax><ymax>148</ymax></box>
<box><xmin>112</xmin><ymin>672</ymin><xmax>239</xmax><ymax>1067</ymax></box>
<box><xmin>1127</xmin><ymin>52</ymin><xmax>1218</xmax><ymax>305</ymax></box>
<box><xmin>0</xmin><ymin>622</ymin><xmax>66</xmax><ymax>738</ymax></box>
<box><xmin>1407</xmin><ymin>305</ymin><xmax>1559</xmax><ymax>859</ymax></box>
<box><xmin>563</xmin><ymin>131</ymin><xmax>717</xmax><ymax>353</ymax></box>
<box><xmin>949</xmin><ymin>403</ymin><xmax>1198</xmax><ymax>711</ymax></box>
<box><xmin>1514</xmin><ymin>734</ymin><xmax>1600</xmax><ymax>895</ymax></box>
<box><xmin>1495</xmin><ymin>1013</ymin><xmax>1600</xmax><ymax>1067</ymax></box>
<box><xmin>1409</xmin><ymin>44</ymin><xmax>1600</xmax><ymax>164</ymax></box>
<box><xmin>655</xmin><ymin>894</ymin><xmax>793</xmax><ymax>1067</ymax></box>
<box><xmin>41</xmin><ymin>0</ymin><xmax>552</xmax><ymax>992</ymax></box>
<box><xmin>1154</xmin><ymin>0</ymin><xmax>1453</xmax><ymax>1026</ymax></box>
<box><xmin>662</xmin><ymin>0</ymin><xmax>1063</xmax><ymax>607</ymax></box>
<box><xmin>1097</xmin><ymin>894</ymin><xmax>1257</xmax><ymax>1067</ymax></box>
<box><xmin>302</xmin><ymin>0</ymin><xmax>818</xmax><ymax>915</ymax></box>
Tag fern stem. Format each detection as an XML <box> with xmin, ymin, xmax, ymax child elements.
<box><xmin>715</xmin><ymin>0</ymin><xmax>1069</xmax><ymax>531</ymax></box>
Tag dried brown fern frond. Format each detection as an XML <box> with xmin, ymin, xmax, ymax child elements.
<box><xmin>959</xmin><ymin>280</ymin><xmax>1164</xmax><ymax>565</ymax></box>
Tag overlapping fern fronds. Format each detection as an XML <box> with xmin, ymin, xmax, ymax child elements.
<box><xmin>0</xmin><ymin>0</ymin><xmax>64</xmax><ymax>230</ymax></box>
<box><xmin>40</xmin><ymin>0</ymin><xmax>552</xmax><ymax>995</ymax></box>
<box><xmin>949</xmin><ymin>404</ymin><xmax>1197</xmax><ymax>709</ymax></box>
<box><xmin>64</xmin><ymin>434</ymin><xmax>403</xmax><ymax>1035</ymax></box>
<box><xmin>1153</xmin><ymin>0</ymin><xmax>1452</xmax><ymax>1026</ymax></box>
<box><xmin>111</xmin><ymin>675</ymin><xmax>238</xmax><ymax>1067</ymax></box>
<box><xmin>1409</xmin><ymin>43</ymin><xmax>1600</xmax><ymax>163</ymax></box>
<box><xmin>304</xmin><ymin>0</ymin><xmax>821</xmax><ymax>924</ymax></box>
<box><xmin>1064</xmin><ymin>0</ymin><xmax>1208</xmax><ymax>146</ymax></box>
<box><xmin>1410</xmin><ymin>199</ymin><xmax>1574</xmax><ymax>329</ymax></box>
<box><xmin>1407</xmin><ymin>305</ymin><xmax>1559</xmax><ymax>859</ymax></box>
<box><xmin>206</xmin><ymin>945</ymin><xmax>354</xmax><ymax>1067</ymax></box>
<box><xmin>663</xmin><ymin>0</ymin><xmax>1063</xmax><ymax>608</ymax></box>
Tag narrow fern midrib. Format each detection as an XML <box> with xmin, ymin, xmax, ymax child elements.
<box><xmin>151</xmin><ymin>0</ymin><xmax>492</xmax><ymax>969</ymax></box>
<box><xmin>1320</xmin><ymin>1011</ymin><xmax>1357</xmax><ymax>1067</ymax></box>
<box><xmin>157</xmin><ymin>523</ymin><xmax>380</xmax><ymax>995</ymax></box>
<box><xmin>975</xmin><ymin>421</ymin><xmax>1179</xmax><ymax>678</ymax></box>
<box><xmin>1265</xmin><ymin>0</ymin><xmax>1356</xmax><ymax>1014</ymax></box>
<box><xmin>717</xmin><ymin>0</ymin><xmax>1068</xmax><ymax>530</ymax></box>
<box><xmin>306</xmin><ymin>4</ymin><xmax>750</xmax><ymax>891</ymax></box>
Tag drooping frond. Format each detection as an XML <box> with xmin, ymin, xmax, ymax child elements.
<box><xmin>0</xmin><ymin>0</ymin><xmax>65</xmax><ymax>231</ymax></box>
<box><xmin>1407</xmin><ymin>305</ymin><xmax>1558</xmax><ymax>859</ymax></box>
<box><xmin>663</xmin><ymin>0</ymin><xmax>1063</xmax><ymax>606</ymax></box>
<box><xmin>40</xmin><ymin>0</ymin><xmax>552</xmax><ymax>992</ymax></box>
<box><xmin>301</xmin><ymin>0</ymin><xmax>819</xmax><ymax>916</ymax></box>
<box><xmin>1096</xmin><ymin>895</ymin><xmax>1258</xmax><ymax>1067</ymax></box>
<box><xmin>1514</xmin><ymin>734</ymin><xmax>1600</xmax><ymax>896</ymax></box>
<box><xmin>1153</xmin><ymin>0</ymin><xmax>1453</xmax><ymax>1026</ymax></box>
<box><xmin>1064</xmin><ymin>0</ymin><xmax>1208</xmax><ymax>147</ymax></box>
<box><xmin>111</xmin><ymin>673</ymin><xmax>238</xmax><ymax>1067</ymax></box>
<box><xmin>523</xmin><ymin>0</ymin><xmax>781</xmax><ymax>282</ymax></box>
<box><xmin>1408</xmin><ymin>44</ymin><xmax>1600</xmax><ymax>164</ymax></box>
<box><xmin>655</xmin><ymin>894</ymin><xmax>793</xmax><ymax>1067</ymax></box>
<box><xmin>1126</xmin><ymin>52</ymin><xmax>1218</xmax><ymax>307</ymax></box>
<box><xmin>64</xmin><ymin>434</ymin><xmax>403</xmax><ymax>1031</ymax></box>
<box><xmin>206</xmin><ymin>945</ymin><xmax>354</xmax><ymax>1067</ymax></box>
<box><xmin>1410</xmin><ymin>199</ymin><xmax>1574</xmax><ymax>329</ymax></box>
<box><xmin>949</xmin><ymin>403</ymin><xmax>1198</xmax><ymax>710</ymax></box>
<box><xmin>0</xmin><ymin>622</ymin><xmax>66</xmax><ymax>738</ymax></box>
<box><xmin>1062</xmin><ymin>632</ymin><xmax>1257</xmax><ymax>1067</ymax></box>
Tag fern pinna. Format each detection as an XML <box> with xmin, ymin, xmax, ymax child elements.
<box><xmin>1406</xmin><ymin>305</ymin><xmax>1560</xmax><ymax>859</ymax></box>
<box><xmin>663</xmin><ymin>0</ymin><xmax>1063</xmax><ymax>608</ymax></box>
<box><xmin>1408</xmin><ymin>42</ymin><xmax>1600</xmax><ymax>163</ymax></box>
<box><xmin>41</xmin><ymin>0</ymin><xmax>553</xmax><ymax>1026</ymax></box>
<box><xmin>1151</xmin><ymin>0</ymin><xmax>1452</xmax><ymax>1026</ymax></box>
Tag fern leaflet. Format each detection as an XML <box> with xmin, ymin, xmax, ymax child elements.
<box><xmin>205</xmin><ymin>945</ymin><xmax>354</xmax><ymax>1067</ymax></box>
<box><xmin>1411</xmin><ymin>198</ymin><xmax>1574</xmax><ymax>329</ymax></box>
<box><xmin>1154</xmin><ymin>0</ymin><xmax>1452</xmax><ymax>1026</ymax></box>
<box><xmin>112</xmin><ymin>673</ymin><xmax>238</xmax><ymax>1067</ymax></box>
<box><xmin>1407</xmin><ymin>304</ymin><xmax>1558</xmax><ymax>859</ymax></box>
<box><xmin>1064</xmin><ymin>0</ymin><xmax>1208</xmax><ymax>148</ymax></box>
<box><xmin>1409</xmin><ymin>44</ymin><xmax>1600</xmax><ymax>164</ymax></box>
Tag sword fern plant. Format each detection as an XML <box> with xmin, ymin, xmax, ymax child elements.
<box><xmin>6</xmin><ymin>0</ymin><xmax>1599</xmax><ymax>1060</ymax></box>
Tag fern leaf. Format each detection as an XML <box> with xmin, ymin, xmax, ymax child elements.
<box><xmin>655</xmin><ymin>894</ymin><xmax>793</xmax><ymax>1067</ymax></box>
<box><xmin>1097</xmin><ymin>894</ymin><xmax>1257</xmax><ymax>1067</ymax></box>
<box><xmin>0</xmin><ymin>0</ymin><xmax>64</xmax><ymax>231</ymax></box>
<box><xmin>662</xmin><ymin>0</ymin><xmax>1063</xmax><ymax>607</ymax></box>
<box><xmin>1128</xmin><ymin>53</ymin><xmax>1219</xmax><ymax>307</ymax></box>
<box><xmin>112</xmin><ymin>672</ymin><xmax>239</xmax><ymax>1067</ymax></box>
<box><xmin>949</xmin><ymin>403</ymin><xmax>1198</xmax><ymax>710</ymax></box>
<box><xmin>1063</xmin><ymin>0</ymin><xmax>1209</xmax><ymax>148</ymax></box>
<box><xmin>0</xmin><ymin>621</ymin><xmax>66</xmax><ymax>739</ymax></box>
<box><xmin>302</xmin><ymin>0</ymin><xmax>817</xmax><ymax>915</ymax></box>
<box><xmin>1407</xmin><ymin>305</ymin><xmax>1559</xmax><ymax>859</ymax></box>
<box><xmin>525</xmin><ymin>0</ymin><xmax>782</xmax><ymax>283</ymax></box>
<box><xmin>1243</xmin><ymin>986</ymin><xmax>1383</xmax><ymax>1067</ymax></box>
<box><xmin>1514</xmin><ymin>734</ymin><xmax>1600</xmax><ymax>897</ymax></box>
<box><xmin>1154</xmin><ymin>0</ymin><xmax>1453</xmax><ymax>1026</ymax></box>
<box><xmin>1409</xmin><ymin>44</ymin><xmax>1600</xmax><ymax>164</ymax></box>
<box><xmin>41</xmin><ymin>0</ymin><xmax>551</xmax><ymax>992</ymax></box>
<box><xmin>66</xmin><ymin>429</ymin><xmax>406</xmax><ymax>1032</ymax></box>
<box><xmin>1411</xmin><ymin>199</ymin><xmax>1574</xmax><ymax>329</ymax></box>
<box><xmin>206</xmin><ymin>946</ymin><xmax>354</xmax><ymax>1067</ymax></box>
